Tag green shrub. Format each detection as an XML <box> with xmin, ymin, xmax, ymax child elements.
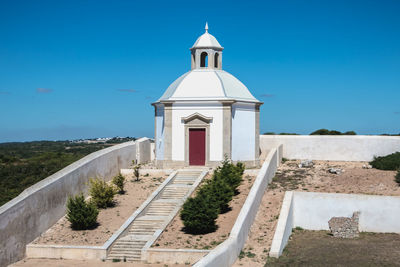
<box><xmin>89</xmin><ymin>178</ymin><xmax>116</xmax><ymax>208</ymax></box>
<box><xmin>236</xmin><ymin>162</ymin><xmax>245</xmax><ymax>175</ymax></box>
<box><xmin>180</xmin><ymin>194</ymin><xmax>219</xmax><ymax>234</ymax></box>
<box><xmin>215</xmin><ymin>158</ymin><xmax>243</xmax><ymax>191</ymax></box>
<box><xmin>199</xmin><ymin>178</ymin><xmax>233</xmax><ymax>213</ymax></box>
<box><xmin>395</xmin><ymin>169</ymin><xmax>400</xmax><ymax>185</ymax></box>
<box><xmin>66</xmin><ymin>194</ymin><xmax>99</xmax><ymax>230</ymax></box>
<box><xmin>112</xmin><ymin>173</ymin><xmax>126</xmax><ymax>194</ymax></box>
<box><xmin>133</xmin><ymin>164</ymin><xmax>141</xmax><ymax>181</ymax></box>
<box><xmin>370</xmin><ymin>152</ymin><xmax>400</xmax><ymax>170</ymax></box>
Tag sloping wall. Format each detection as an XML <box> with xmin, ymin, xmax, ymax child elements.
<box><xmin>0</xmin><ymin>139</ymin><xmax>150</xmax><ymax>267</ymax></box>
<box><xmin>260</xmin><ymin>135</ymin><xmax>400</xmax><ymax>161</ymax></box>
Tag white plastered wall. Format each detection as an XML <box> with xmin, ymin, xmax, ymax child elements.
<box><xmin>231</xmin><ymin>103</ymin><xmax>256</xmax><ymax>161</ymax></box>
<box><xmin>155</xmin><ymin>105</ymin><xmax>164</xmax><ymax>160</ymax></box>
<box><xmin>171</xmin><ymin>102</ymin><xmax>223</xmax><ymax>161</ymax></box>
<box><xmin>260</xmin><ymin>135</ymin><xmax>400</xmax><ymax>161</ymax></box>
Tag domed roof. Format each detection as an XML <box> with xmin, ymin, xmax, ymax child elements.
<box><xmin>158</xmin><ymin>69</ymin><xmax>260</xmax><ymax>103</ymax></box>
<box><xmin>191</xmin><ymin>22</ymin><xmax>222</xmax><ymax>49</ymax></box>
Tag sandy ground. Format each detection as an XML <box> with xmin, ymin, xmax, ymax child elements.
<box><xmin>153</xmin><ymin>174</ymin><xmax>257</xmax><ymax>250</ymax></box>
<box><xmin>234</xmin><ymin>160</ymin><xmax>399</xmax><ymax>267</ymax></box>
<box><xmin>11</xmin><ymin>258</ymin><xmax>185</xmax><ymax>267</ymax></box>
<box><xmin>33</xmin><ymin>173</ymin><xmax>167</xmax><ymax>246</ymax></box>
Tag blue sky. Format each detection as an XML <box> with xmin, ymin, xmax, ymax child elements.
<box><xmin>0</xmin><ymin>0</ymin><xmax>399</xmax><ymax>142</ymax></box>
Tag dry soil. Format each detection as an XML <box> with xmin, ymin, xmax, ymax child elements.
<box><xmin>234</xmin><ymin>160</ymin><xmax>399</xmax><ymax>266</ymax></box>
<box><xmin>33</xmin><ymin>173</ymin><xmax>167</xmax><ymax>246</ymax></box>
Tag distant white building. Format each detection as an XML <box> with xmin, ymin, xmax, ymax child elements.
<box><xmin>153</xmin><ymin>24</ymin><xmax>262</xmax><ymax>168</ymax></box>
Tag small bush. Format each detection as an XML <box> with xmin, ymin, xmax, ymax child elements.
<box><xmin>370</xmin><ymin>152</ymin><xmax>400</xmax><ymax>170</ymax></box>
<box><xmin>199</xmin><ymin>178</ymin><xmax>233</xmax><ymax>213</ymax></box>
<box><xmin>214</xmin><ymin>158</ymin><xmax>244</xmax><ymax>192</ymax></box>
<box><xmin>395</xmin><ymin>169</ymin><xmax>400</xmax><ymax>185</ymax></box>
<box><xmin>66</xmin><ymin>194</ymin><xmax>99</xmax><ymax>230</ymax></box>
<box><xmin>180</xmin><ymin>194</ymin><xmax>219</xmax><ymax>234</ymax></box>
<box><xmin>133</xmin><ymin>164</ymin><xmax>141</xmax><ymax>181</ymax></box>
<box><xmin>89</xmin><ymin>178</ymin><xmax>116</xmax><ymax>208</ymax></box>
<box><xmin>112</xmin><ymin>173</ymin><xmax>126</xmax><ymax>194</ymax></box>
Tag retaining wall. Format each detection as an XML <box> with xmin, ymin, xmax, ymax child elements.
<box><xmin>260</xmin><ymin>135</ymin><xmax>400</xmax><ymax>161</ymax></box>
<box><xmin>136</xmin><ymin>138</ymin><xmax>152</xmax><ymax>164</ymax></box>
<box><xmin>145</xmin><ymin>248</ymin><xmax>209</xmax><ymax>264</ymax></box>
<box><xmin>0</xmin><ymin>139</ymin><xmax>151</xmax><ymax>267</ymax></box>
<box><xmin>194</xmin><ymin>145</ymin><xmax>282</xmax><ymax>267</ymax></box>
<box><xmin>270</xmin><ymin>191</ymin><xmax>400</xmax><ymax>257</ymax></box>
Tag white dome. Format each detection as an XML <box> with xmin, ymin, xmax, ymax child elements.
<box><xmin>192</xmin><ymin>32</ymin><xmax>222</xmax><ymax>49</ymax></box>
<box><xmin>158</xmin><ymin>69</ymin><xmax>260</xmax><ymax>103</ymax></box>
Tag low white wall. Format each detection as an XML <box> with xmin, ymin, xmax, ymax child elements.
<box><xmin>194</xmin><ymin>145</ymin><xmax>282</xmax><ymax>267</ymax></box>
<box><xmin>25</xmin><ymin>245</ymin><xmax>106</xmax><ymax>261</ymax></box>
<box><xmin>269</xmin><ymin>192</ymin><xmax>294</xmax><ymax>258</ymax></box>
<box><xmin>0</xmin><ymin>141</ymin><xmax>144</xmax><ymax>267</ymax></box>
<box><xmin>270</xmin><ymin>191</ymin><xmax>400</xmax><ymax>258</ymax></box>
<box><xmin>293</xmin><ymin>192</ymin><xmax>400</xmax><ymax>233</ymax></box>
<box><xmin>145</xmin><ymin>248</ymin><xmax>209</xmax><ymax>265</ymax></box>
<box><xmin>260</xmin><ymin>135</ymin><xmax>400</xmax><ymax>161</ymax></box>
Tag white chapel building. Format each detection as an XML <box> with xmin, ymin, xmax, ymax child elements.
<box><xmin>153</xmin><ymin>24</ymin><xmax>262</xmax><ymax>168</ymax></box>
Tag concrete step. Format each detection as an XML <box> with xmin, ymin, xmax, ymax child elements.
<box><xmin>111</xmin><ymin>246</ymin><xmax>144</xmax><ymax>250</ymax></box>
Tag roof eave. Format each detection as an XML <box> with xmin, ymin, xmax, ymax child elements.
<box><xmin>190</xmin><ymin>46</ymin><xmax>224</xmax><ymax>51</ymax></box>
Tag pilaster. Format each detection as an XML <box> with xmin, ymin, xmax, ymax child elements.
<box><xmin>164</xmin><ymin>103</ymin><xmax>173</xmax><ymax>161</ymax></box>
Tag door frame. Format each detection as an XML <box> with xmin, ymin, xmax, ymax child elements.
<box><xmin>182</xmin><ymin>113</ymin><xmax>212</xmax><ymax>167</ymax></box>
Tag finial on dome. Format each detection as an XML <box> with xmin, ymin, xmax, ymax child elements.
<box><xmin>205</xmin><ymin>22</ymin><xmax>208</xmax><ymax>33</ymax></box>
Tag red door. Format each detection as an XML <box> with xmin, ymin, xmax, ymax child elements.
<box><xmin>189</xmin><ymin>128</ymin><xmax>206</xmax><ymax>165</ymax></box>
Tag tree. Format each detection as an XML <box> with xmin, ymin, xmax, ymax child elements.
<box><xmin>112</xmin><ymin>173</ymin><xmax>126</xmax><ymax>194</ymax></box>
<box><xmin>133</xmin><ymin>164</ymin><xmax>141</xmax><ymax>181</ymax></box>
<box><xmin>89</xmin><ymin>178</ymin><xmax>116</xmax><ymax>208</ymax></box>
<box><xmin>66</xmin><ymin>194</ymin><xmax>99</xmax><ymax>230</ymax></box>
<box><xmin>180</xmin><ymin>194</ymin><xmax>219</xmax><ymax>234</ymax></box>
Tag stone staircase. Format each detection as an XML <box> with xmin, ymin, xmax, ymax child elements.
<box><xmin>107</xmin><ymin>169</ymin><xmax>205</xmax><ymax>262</ymax></box>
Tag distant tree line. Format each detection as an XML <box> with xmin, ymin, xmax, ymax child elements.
<box><xmin>0</xmin><ymin>138</ymin><xmax>135</xmax><ymax>207</ymax></box>
<box><xmin>264</xmin><ymin>130</ymin><xmax>400</xmax><ymax>135</ymax></box>
<box><xmin>263</xmin><ymin>129</ymin><xmax>358</xmax><ymax>135</ymax></box>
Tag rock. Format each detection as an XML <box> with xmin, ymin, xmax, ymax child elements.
<box><xmin>328</xmin><ymin>212</ymin><xmax>360</xmax><ymax>238</ymax></box>
<box><xmin>328</xmin><ymin>168</ymin><xmax>343</xmax><ymax>174</ymax></box>
<box><xmin>362</xmin><ymin>164</ymin><xmax>372</xmax><ymax>169</ymax></box>
<box><xmin>298</xmin><ymin>160</ymin><xmax>313</xmax><ymax>168</ymax></box>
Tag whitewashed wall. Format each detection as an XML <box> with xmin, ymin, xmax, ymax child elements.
<box><xmin>155</xmin><ymin>105</ymin><xmax>164</xmax><ymax>160</ymax></box>
<box><xmin>270</xmin><ymin>191</ymin><xmax>400</xmax><ymax>257</ymax></box>
<box><xmin>171</xmin><ymin>102</ymin><xmax>223</xmax><ymax>161</ymax></box>
<box><xmin>293</xmin><ymin>192</ymin><xmax>400</xmax><ymax>233</ymax></box>
<box><xmin>260</xmin><ymin>135</ymin><xmax>400</xmax><ymax>161</ymax></box>
<box><xmin>232</xmin><ymin>103</ymin><xmax>256</xmax><ymax>161</ymax></box>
